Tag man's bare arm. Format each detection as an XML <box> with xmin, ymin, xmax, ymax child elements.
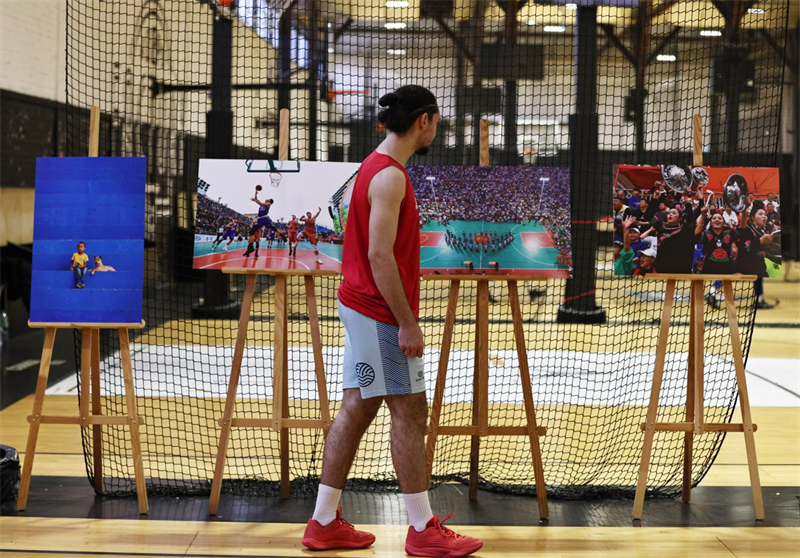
<box><xmin>367</xmin><ymin>167</ymin><xmax>422</xmax><ymax>356</ymax></box>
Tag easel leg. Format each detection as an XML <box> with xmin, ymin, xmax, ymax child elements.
<box><xmin>17</xmin><ymin>327</ymin><xmax>57</xmax><ymax>511</ymax></box>
<box><xmin>209</xmin><ymin>273</ymin><xmax>256</xmax><ymax>515</ymax></box>
<box><xmin>508</xmin><ymin>281</ymin><xmax>548</xmax><ymax>519</ymax></box>
<box><xmin>683</xmin><ymin>284</ymin><xmax>696</xmax><ymax>503</ymax></box>
<box><xmin>79</xmin><ymin>329</ymin><xmax>92</xmax><ymax>427</ymax></box>
<box><xmin>633</xmin><ymin>280</ymin><xmax>676</xmax><ymax>519</ymax></box>
<box><xmin>91</xmin><ymin>328</ymin><xmax>103</xmax><ymax>492</ymax></box>
<box><xmin>470</xmin><ymin>281</ymin><xmax>490</xmax><ymax>500</ymax></box>
<box><xmin>304</xmin><ymin>276</ymin><xmax>332</xmax><ymax>435</ymax></box>
<box><xmin>273</xmin><ymin>275</ymin><xmax>291</xmax><ymax>499</ymax></box>
<box><xmin>723</xmin><ymin>281</ymin><xmax>765</xmax><ymax>520</ymax></box>
<box><xmin>693</xmin><ymin>281</ymin><xmax>705</xmax><ymax>435</ymax></box>
<box><xmin>119</xmin><ymin>328</ymin><xmax>149</xmax><ymax>515</ymax></box>
<box><xmin>426</xmin><ymin>280</ymin><xmax>460</xmax><ymax>481</ymax></box>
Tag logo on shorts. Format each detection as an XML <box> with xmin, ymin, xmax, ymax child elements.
<box><xmin>356</xmin><ymin>363</ymin><xmax>375</xmax><ymax>388</ymax></box>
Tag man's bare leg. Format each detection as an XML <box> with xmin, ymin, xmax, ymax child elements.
<box><xmin>385</xmin><ymin>392</ymin><xmax>433</xmax><ymax>531</ymax></box>
<box><xmin>313</xmin><ymin>388</ymin><xmax>382</xmax><ymax>525</ymax></box>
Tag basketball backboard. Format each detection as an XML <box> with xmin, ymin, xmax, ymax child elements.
<box><xmin>244</xmin><ymin>160</ymin><xmax>302</xmax><ymax>173</ymax></box>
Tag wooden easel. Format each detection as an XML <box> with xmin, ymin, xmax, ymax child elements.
<box><xmin>424</xmin><ymin>120</ymin><xmax>549</xmax><ymax>519</ymax></box>
<box><xmin>208</xmin><ymin>110</ymin><xmax>333</xmax><ymax>514</ymax></box>
<box><xmin>632</xmin><ymin>114</ymin><xmax>764</xmax><ymax>520</ymax></box>
<box><xmin>18</xmin><ymin>107</ymin><xmax>149</xmax><ymax>515</ymax></box>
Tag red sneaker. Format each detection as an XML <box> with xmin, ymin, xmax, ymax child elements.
<box><xmin>302</xmin><ymin>507</ymin><xmax>376</xmax><ymax>550</ymax></box>
<box><xmin>405</xmin><ymin>513</ymin><xmax>483</xmax><ymax>557</ymax></box>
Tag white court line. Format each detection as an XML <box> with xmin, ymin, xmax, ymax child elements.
<box><xmin>44</xmin><ymin>345</ymin><xmax>800</xmax><ymax>408</ymax></box>
<box><xmin>199</xmin><ymin>255</ymin><xmax>312</xmax><ymax>270</ymax></box>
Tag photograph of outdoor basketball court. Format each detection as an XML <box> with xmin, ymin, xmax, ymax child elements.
<box><xmin>193</xmin><ymin>161</ymin><xmax>571</xmax><ymax>278</ymax></box>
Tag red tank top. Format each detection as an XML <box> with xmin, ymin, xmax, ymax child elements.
<box><xmin>338</xmin><ymin>151</ymin><xmax>420</xmax><ymax>325</ymax></box>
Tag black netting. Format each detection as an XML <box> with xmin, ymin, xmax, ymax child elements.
<box><xmin>66</xmin><ymin>0</ymin><xmax>788</xmax><ymax>500</ymax></box>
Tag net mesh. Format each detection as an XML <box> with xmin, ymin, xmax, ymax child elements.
<box><xmin>65</xmin><ymin>0</ymin><xmax>789</xmax><ymax>500</ymax></box>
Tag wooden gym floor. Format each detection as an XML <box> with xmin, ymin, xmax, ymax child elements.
<box><xmin>1</xmin><ymin>280</ymin><xmax>798</xmax><ymax>557</ymax></box>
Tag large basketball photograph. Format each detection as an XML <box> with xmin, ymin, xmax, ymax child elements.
<box><xmin>30</xmin><ymin>157</ymin><xmax>146</xmax><ymax>324</ymax></box>
<box><xmin>193</xmin><ymin>159</ymin><xmax>360</xmax><ymax>272</ymax></box>
<box><xmin>407</xmin><ymin>166</ymin><xmax>572</xmax><ymax>277</ymax></box>
<box><xmin>613</xmin><ymin>165</ymin><xmax>781</xmax><ymax>278</ymax></box>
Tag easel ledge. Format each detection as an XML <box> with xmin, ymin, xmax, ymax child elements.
<box><xmin>637</xmin><ymin>274</ymin><xmax>757</xmax><ymax>282</ymax></box>
<box><xmin>423</xmin><ymin>274</ymin><xmax>549</xmax><ymax>282</ymax></box>
<box><xmin>220</xmin><ymin>268</ymin><xmax>338</xmax><ymax>276</ymax></box>
<box><xmin>28</xmin><ymin>320</ymin><xmax>146</xmax><ymax>329</ymax></box>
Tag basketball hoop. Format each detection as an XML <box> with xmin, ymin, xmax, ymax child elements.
<box><xmin>269</xmin><ymin>171</ymin><xmax>282</xmax><ymax>188</ymax></box>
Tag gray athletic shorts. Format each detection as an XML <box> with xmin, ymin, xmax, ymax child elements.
<box><xmin>338</xmin><ymin>301</ymin><xmax>426</xmax><ymax>399</ymax></box>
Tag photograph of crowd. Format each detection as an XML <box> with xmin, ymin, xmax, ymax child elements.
<box><xmin>193</xmin><ymin>160</ymin><xmax>360</xmax><ymax>271</ymax></box>
<box><xmin>407</xmin><ymin>165</ymin><xmax>572</xmax><ymax>276</ymax></box>
<box><xmin>612</xmin><ymin>165</ymin><xmax>781</xmax><ymax>305</ymax></box>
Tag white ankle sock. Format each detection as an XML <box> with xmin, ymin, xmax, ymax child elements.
<box><xmin>403</xmin><ymin>491</ymin><xmax>434</xmax><ymax>532</ymax></box>
<box><xmin>312</xmin><ymin>484</ymin><xmax>342</xmax><ymax>526</ymax></box>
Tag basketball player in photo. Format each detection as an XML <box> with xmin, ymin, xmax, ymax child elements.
<box><xmin>287</xmin><ymin>214</ymin><xmax>300</xmax><ymax>258</ymax></box>
<box><xmin>244</xmin><ymin>191</ymin><xmax>274</xmax><ymax>258</ymax></box>
<box><xmin>299</xmin><ymin>207</ymin><xmax>324</xmax><ymax>265</ymax></box>
<box><xmin>213</xmin><ymin>220</ymin><xmax>238</xmax><ymax>251</ymax></box>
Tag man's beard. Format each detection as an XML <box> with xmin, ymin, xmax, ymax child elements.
<box><xmin>415</xmin><ymin>145</ymin><xmax>430</xmax><ymax>156</ymax></box>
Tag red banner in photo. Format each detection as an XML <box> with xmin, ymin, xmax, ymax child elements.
<box><xmin>614</xmin><ymin>165</ymin><xmax>779</xmax><ymax>196</ymax></box>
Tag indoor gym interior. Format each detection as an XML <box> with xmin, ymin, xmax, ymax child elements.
<box><xmin>1</xmin><ymin>1</ymin><xmax>799</xmax><ymax>557</ymax></box>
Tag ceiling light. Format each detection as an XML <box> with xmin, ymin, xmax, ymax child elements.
<box><xmin>544</xmin><ymin>25</ymin><xmax>565</xmax><ymax>33</ymax></box>
<box><xmin>656</xmin><ymin>54</ymin><xmax>677</xmax><ymax>62</ymax></box>
<box><xmin>387</xmin><ymin>49</ymin><xmax>406</xmax><ymax>55</ymax></box>
<box><xmin>384</xmin><ymin>22</ymin><xmax>407</xmax><ymax>30</ymax></box>
<box><xmin>565</xmin><ymin>2</ymin><xmax>578</xmax><ymax>9</ymax></box>
<box><xmin>327</xmin><ymin>22</ymin><xmax>332</xmax><ymax>28</ymax></box>
<box><xmin>386</xmin><ymin>1</ymin><xmax>410</xmax><ymax>7</ymax></box>
<box><xmin>328</xmin><ymin>47</ymin><xmax>334</xmax><ymax>54</ymax></box>
<box><xmin>525</xmin><ymin>19</ymin><xmax>537</xmax><ymax>26</ymax></box>
<box><xmin>747</xmin><ymin>8</ymin><xmax>765</xmax><ymax>14</ymax></box>
<box><xmin>700</xmin><ymin>29</ymin><xmax>722</xmax><ymax>37</ymax></box>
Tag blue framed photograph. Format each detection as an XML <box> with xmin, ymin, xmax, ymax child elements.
<box><xmin>30</xmin><ymin>157</ymin><xmax>146</xmax><ymax>324</ymax></box>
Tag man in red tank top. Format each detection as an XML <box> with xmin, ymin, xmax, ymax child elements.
<box><xmin>303</xmin><ymin>86</ymin><xmax>483</xmax><ymax>558</ymax></box>
<box><xmin>287</xmin><ymin>215</ymin><xmax>299</xmax><ymax>258</ymax></box>
<box><xmin>300</xmin><ymin>207</ymin><xmax>323</xmax><ymax>264</ymax></box>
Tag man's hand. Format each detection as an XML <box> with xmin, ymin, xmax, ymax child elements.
<box><xmin>622</xmin><ymin>215</ymin><xmax>636</xmax><ymax>229</ymax></box>
<box><xmin>399</xmin><ymin>322</ymin><xmax>424</xmax><ymax>358</ymax></box>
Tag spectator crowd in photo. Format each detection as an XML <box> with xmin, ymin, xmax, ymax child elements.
<box><xmin>612</xmin><ymin>170</ymin><xmax>781</xmax><ymax>308</ymax></box>
<box><xmin>196</xmin><ymin>194</ymin><xmax>251</xmax><ymax>239</ymax></box>
<box><xmin>196</xmin><ymin>193</ymin><xmax>343</xmax><ymax>246</ymax></box>
<box><xmin>408</xmin><ymin>166</ymin><xmax>572</xmax><ymax>269</ymax></box>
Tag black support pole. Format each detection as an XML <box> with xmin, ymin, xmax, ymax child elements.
<box><xmin>558</xmin><ymin>4</ymin><xmax>606</xmax><ymax>324</ymax></box>
<box><xmin>501</xmin><ymin>1</ymin><xmax>519</xmax><ymax>166</ymax></box>
<box><xmin>308</xmin><ymin>0</ymin><xmax>319</xmax><ymax>161</ymax></box>
<box><xmin>196</xmin><ymin>12</ymin><xmax>234</xmax><ymax>316</ymax></box>
<box><xmin>278</xmin><ymin>10</ymin><xmax>292</xmax><ymax>159</ymax></box>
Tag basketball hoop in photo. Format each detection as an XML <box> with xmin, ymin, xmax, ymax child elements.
<box><xmin>269</xmin><ymin>170</ymin><xmax>282</xmax><ymax>188</ymax></box>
